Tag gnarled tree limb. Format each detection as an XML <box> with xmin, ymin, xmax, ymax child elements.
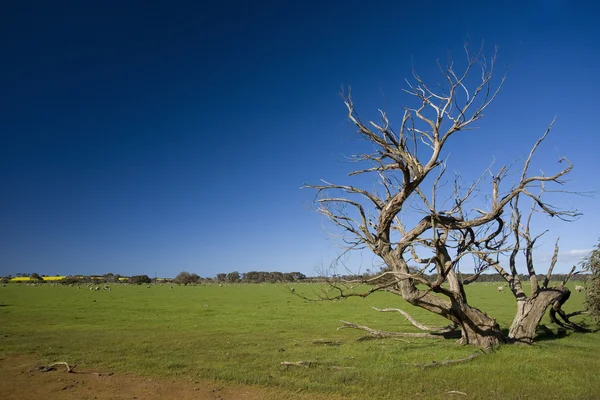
<box><xmin>338</xmin><ymin>320</ymin><xmax>460</xmax><ymax>340</ymax></box>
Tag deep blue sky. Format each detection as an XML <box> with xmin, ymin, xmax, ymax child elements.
<box><xmin>1</xmin><ymin>0</ymin><xmax>598</xmax><ymax>278</ymax></box>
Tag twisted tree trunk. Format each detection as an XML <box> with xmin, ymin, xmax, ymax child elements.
<box><xmin>398</xmin><ymin>279</ymin><xmax>503</xmax><ymax>349</ymax></box>
<box><xmin>508</xmin><ymin>288</ymin><xmax>566</xmax><ymax>344</ymax></box>
<box><xmin>451</xmin><ymin>301</ymin><xmax>504</xmax><ymax>348</ymax></box>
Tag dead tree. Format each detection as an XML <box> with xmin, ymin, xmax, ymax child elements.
<box><xmin>474</xmin><ymin>187</ymin><xmax>585</xmax><ymax>344</ymax></box>
<box><xmin>305</xmin><ymin>45</ymin><xmax>574</xmax><ymax>349</ymax></box>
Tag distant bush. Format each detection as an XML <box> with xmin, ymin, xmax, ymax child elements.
<box><xmin>173</xmin><ymin>271</ymin><xmax>201</xmax><ymax>285</ymax></box>
<box><xmin>129</xmin><ymin>275</ymin><xmax>152</xmax><ymax>285</ymax></box>
<box><xmin>61</xmin><ymin>276</ymin><xmax>84</xmax><ymax>285</ymax></box>
<box><xmin>582</xmin><ymin>240</ymin><xmax>600</xmax><ymax>322</ymax></box>
<box><xmin>227</xmin><ymin>271</ymin><xmax>240</xmax><ymax>283</ymax></box>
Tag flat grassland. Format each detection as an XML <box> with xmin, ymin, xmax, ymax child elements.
<box><xmin>1</xmin><ymin>282</ymin><xmax>599</xmax><ymax>399</ymax></box>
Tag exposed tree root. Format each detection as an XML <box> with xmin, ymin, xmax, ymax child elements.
<box><xmin>371</xmin><ymin>307</ymin><xmax>459</xmax><ymax>333</ymax></box>
<box><xmin>405</xmin><ymin>351</ymin><xmax>485</xmax><ymax>369</ymax></box>
<box><xmin>338</xmin><ymin>320</ymin><xmax>461</xmax><ymax>340</ymax></box>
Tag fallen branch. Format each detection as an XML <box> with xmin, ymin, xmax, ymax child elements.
<box><xmin>356</xmin><ymin>335</ymin><xmax>411</xmax><ymax>343</ymax></box>
<box><xmin>338</xmin><ymin>320</ymin><xmax>460</xmax><ymax>340</ymax></box>
<box><xmin>405</xmin><ymin>352</ymin><xmax>483</xmax><ymax>369</ymax></box>
<box><xmin>312</xmin><ymin>339</ymin><xmax>342</xmax><ymax>346</ymax></box>
<box><xmin>371</xmin><ymin>307</ymin><xmax>459</xmax><ymax>333</ymax></box>
<box><xmin>280</xmin><ymin>361</ymin><xmax>314</xmax><ymax>368</ymax></box>
<box><xmin>280</xmin><ymin>360</ymin><xmax>355</xmax><ymax>370</ymax></box>
<box><xmin>38</xmin><ymin>362</ymin><xmax>77</xmax><ymax>373</ymax></box>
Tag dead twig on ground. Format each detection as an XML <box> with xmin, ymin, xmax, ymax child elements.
<box><xmin>280</xmin><ymin>360</ymin><xmax>355</xmax><ymax>370</ymax></box>
<box><xmin>280</xmin><ymin>361</ymin><xmax>314</xmax><ymax>368</ymax></box>
<box><xmin>38</xmin><ymin>362</ymin><xmax>77</xmax><ymax>373</ymax></box>
<box><xmin>312</xmin><ymin>339</ymin><xmax>342</xmax><ymax>346</ymax></box>
<box><xmin>405</xmin><ymin>352</ymin><xmax>484</xmax><ymax>369</ymax></box>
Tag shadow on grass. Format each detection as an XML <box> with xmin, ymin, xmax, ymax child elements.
<box><xmin>500</xmin><ymin>324</ymin><xmax>596</xmax><ymax>344</ymax></box>
<box><xmin>534</xmin><ymin>325</ymin><xmax>569</xmax><ymax>342</ymax></box>
<box><xmin>535</xmin><ymin>324</ymin><xmax>600</xmax><ymax>342</ymax></box>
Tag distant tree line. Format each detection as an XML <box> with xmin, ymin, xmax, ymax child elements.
<box><xmin>239</xmin><ymin>271</ymin><xmax>306</xmax><ymax>283</ymax></box>
<box><xmin>0</xmin><ymin>269</ymin><xmax>590</xmax><ymax>288</ymax></box>
<box><xmin>172</xmin><ymin>271</ymin><xmax>307</xmax><ymax>284</ymax></box>
<box><xmin>1</xmin><ymin>271</ymin><xmax>310</xmax><ymax>285</ymax></box>
<box><xmin>0</xmin><ymin>268</ymin><xmax>589</xmax><ymax>286</ymax></box>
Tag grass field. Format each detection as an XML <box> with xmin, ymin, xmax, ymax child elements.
<box><xmin>0</xmin><ymin>282</ymin><xmax>598</xmax><ymax>399</ymax></box>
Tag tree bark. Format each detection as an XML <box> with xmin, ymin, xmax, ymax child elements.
<box><xmin>508</xmin><ymin>288</ymin><xmax>565</xmax><ymax>344</ymax></box>
<box><xmin>397</xmin><ymin>279</ymin><xmax>503</xmax><ymax>349</ymax></box>
<box><xmin>450</xmin><ymin>300</ymin><xmax>504</xmax><ymax>348</ymax></box>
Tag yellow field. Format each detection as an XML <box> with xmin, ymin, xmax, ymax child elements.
<box><xmin>9</xmin><ymin>276</ymin><xmax>66</xmax><ymax>282</ymax></box>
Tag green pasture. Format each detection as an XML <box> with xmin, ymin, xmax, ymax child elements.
<box><xmin>0</xmin><ymin>282</ymin><xmax>598</xmax><ymax>399</ymax></box>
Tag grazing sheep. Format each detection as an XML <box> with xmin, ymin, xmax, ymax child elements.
<box><xmin>575</xmin><ymin>285</ymin><xmax>584</xmax><ymax>293</ymax></box>
<box><xmin>146</xmin><ymin>285</ymin><xmax>151</xmax><ymax>288</ymax></box>
<box><xmin>497</xmin><ymin>285</ymin><xmax>505</xmax><ymax>293</ymax></box>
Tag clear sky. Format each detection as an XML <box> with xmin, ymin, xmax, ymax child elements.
<box><xmin>1</xmin><ymin>0</ymin><xmax>598</xmax><ymax>278</ymax></box>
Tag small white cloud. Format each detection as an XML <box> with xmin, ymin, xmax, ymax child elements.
<box><xmin>537</xmin><ymin>249</ymin><xmax>592</xmax><ymax>264</ymax></box>
<box><xmin>562</xmin><ymin>249</ymin><xmax>593</xmax><ymax>257</ymax></box>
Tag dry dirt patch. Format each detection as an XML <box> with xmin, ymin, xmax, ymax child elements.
<box><xmin>0</xmin><ymin>354</ymin><xmax>339</xmax><ymax>400</ymax></box>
